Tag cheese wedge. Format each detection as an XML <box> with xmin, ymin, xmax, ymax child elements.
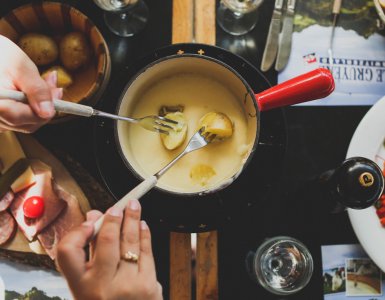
<box><xmin>0</xmin><ymin>132</ymin><xmax>35</xmax><ymax>191</ymax></box>
<box><xmin>10</xmin><ymin>166</ymin><xmax>35</xmax><ymax>193</ymax></box>
<box><xmin>0</xmin><ymin>132</ymin><xmax>27</xmax><ymax>173</ymax></box>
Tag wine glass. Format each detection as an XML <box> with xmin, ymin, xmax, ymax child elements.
<box><xmin>217</xmin><ymin>0</ymin><xmax>264</xmax><ymax>36</ymax></box>
<box><xmin>246</xmin><ymin>236</ymin><xmax>313</xmax><ymax>295</ymax></box>
<box><xmin>93</xmin><ymin>0</ymin><xmax>149</xmax><ymax>37</ymax></box>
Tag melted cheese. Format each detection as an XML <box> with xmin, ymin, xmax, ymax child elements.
<box><xmin>118</xmin><ymin>73</ymin><xmax>252</xmax><ymax>193</ymax></box>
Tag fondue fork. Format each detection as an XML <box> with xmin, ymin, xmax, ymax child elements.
<box><xmin>0</xmin><ymin>89</ymin><xmax>178</xmax><ymax>134</ymax></box>
<box><xmin>92</xmin><ymin>128</ymin><xmax>216</xmax><ymax>237</ymax></box>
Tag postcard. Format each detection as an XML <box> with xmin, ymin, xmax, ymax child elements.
<box><xmin>0</xmin><ymin>258</ymin><xmax>72</xmax><ymax>300</ymax></box>
<box><xmin>277</xmin><ymin>1</ymin><xmax>385</xmax><ymax>106</ymax></box>
<box><xmin>322</xmin><ymin>244</ymin><xmax>384</xmax><ymax>299</ymax></box>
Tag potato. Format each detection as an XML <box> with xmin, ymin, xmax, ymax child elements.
<box><xmin>41</xmin><ymin>66</ymin><xmax>73</xmax><ymax>88</ymax></box>
<box><xmin>59</xmin><ymin>32</ymin><xmax>91</xmax><ymax>71</ymax></box>
<box><xmin>190</xmin><ymin>164</ymin><xmax>216</xmax><ymax>186</ymax></box>
<box><xmin>160</xmin><ymin>112</ymin><xmax>188</xmax><ymax>150</ymax></box>
<box><xmin>198</xmin><ymin>112</ymin><xmax>233</xmax><ymax>140</ymax></box>
<box><xmin>18</xmin><ymin>33</ymin><xmax>58</xmax><ymax>66</ymax></box>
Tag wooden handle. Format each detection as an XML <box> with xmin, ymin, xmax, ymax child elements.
<box><xmin>51</xmin><ymin>99</ymin><xmax>94</xmax><ymax>117</ymax></box>
<box><xmin>92</xmin><ymin>176</ymin><xmax>157</xmax><ymax>237</ymax></box>
<box><xmin>0</xmin><ymin>89</ymin><xmax>94</xmax><ymax>117</ymax></box>
<box><xmin>332</xmin><ymin>0</ymin><xmax>342</xmax><ymax>14</ymax></box>
<box><xmin>255</xmin><ymin>68</ymin><xmax>335</xmax><ymax>111</ymax></box>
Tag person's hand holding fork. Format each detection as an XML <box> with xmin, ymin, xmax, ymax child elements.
<box><xmin>56</xmin><ymin>199</ymin><xmax>163</xmax><ymax>300</ymax></box>
<box><xmin>0</xmin><ymin>35</ymin><xmax>60</xmax><ymax>133</ymax></box>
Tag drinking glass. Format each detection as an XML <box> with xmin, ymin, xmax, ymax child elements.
<box><xmin>93</xmin><ymin>0</ymin><xmax>149</xmax><ymax>37</ymax></box>
<box><xmin>217</xmin><ymin>0</ymin><xmax>264</xmax><ymax>36</ymax></box>
<box><xmin>246</xmin><ymin>236</ymin><xmax>313</xmax><ymax>295</ymax></box>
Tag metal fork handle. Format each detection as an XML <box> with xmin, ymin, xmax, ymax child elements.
<box><xmin>155</xmin><ymin>150</ymin><xmax>187</xmax><ymax>178</ymax></box>
<box><xmin>93</xmin><ymin>110</ymin><xmax>137</xmax><ymax>123</ymax></box>
<box><xmin>155</xmin><ymin>130</ymin><xmax>208</xmax><ymax>178</ymax></box>
<box><xmin>0</xmin><ymin>89</ymin><xmax>95</xmax><ymax>117</ymax></box>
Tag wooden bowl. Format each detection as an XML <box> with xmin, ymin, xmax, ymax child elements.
<box><xmin>374</xmin><ymin>0</ymin><xmax>385</xmax><ymax>24</ymax></box>
<box><xmin>0</xmin><ymin>2</ymin><xmax>111</xmax><ymax>121</ymax></box>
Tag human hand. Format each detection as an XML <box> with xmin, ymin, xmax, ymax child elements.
<box><xmin>56</xmin><ymin>200</ymin><xmax>163</xmax><ymax>300</ymax></box>
<box><xmin>0</xmin><ymin>35</ymin><xmax>60</xmax><ymax>133</ymax></box>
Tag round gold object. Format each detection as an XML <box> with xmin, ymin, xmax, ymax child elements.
<box><xmin>359</xmin><ymin>172</ymin><xmax>374</xmax><ymax>187</ymax></box>
<box><xmin>122</xmin><ymin>251</ymin><xmax>139</xmax><ymax>263</ymax></box>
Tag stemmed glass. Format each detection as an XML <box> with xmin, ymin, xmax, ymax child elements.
<box><xmin>246</xmin><ymin>236</ymin><xmax>314</xmax><ymax>295</ymax></box>
<box><xmin>93</xmin><ymin>0</ymin><xmax>149</xmax><ymax>37</ymax></box>
<box><xmin>217</xmin><ymin>0</ymin><xmax>264</xmax><ymax>36</ymax></box>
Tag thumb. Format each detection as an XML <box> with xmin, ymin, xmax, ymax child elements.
<box><xmin>56</xmin><ymin>221</ymin><xmax>94</xmax><ymax>288</ymax></box>
<box><xmin>12</xmin><ymin>56</ymin><xmax>55</xmax><ymax>119</ymax></box>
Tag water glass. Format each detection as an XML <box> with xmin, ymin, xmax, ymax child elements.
<box><xmin>93</xmin><ymin>0</ymin><xmax>149</xmax><ymax>37</ymax></box>
<box><xmin>246</xmin><ymin>236</ymin><xmax>313</xmax><ymax>295</ymax></box>
<box><xmin>217</xmin><ymin>0</ymin><xmax>264</xmax><ymax>36</ymax></box>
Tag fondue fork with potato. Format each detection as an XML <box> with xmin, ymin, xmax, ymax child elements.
<box><xmin>0</xmin><ymin>89</ymin><xmax>178</xmax><ymax>134</ymax></box>
<box><xmin>92</xmin><ymin>112</ymin><xmax>232</xmax><ymax>237</ymax></box>
<box><xmin>92</xmin><ymin>128</ymin><xmax>215</xmax><ymax>236</ymax></box>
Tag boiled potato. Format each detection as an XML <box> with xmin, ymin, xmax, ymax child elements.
<box><xmin>60</xmin><ymin>32</ymin><xmax>91</xmax><ymax>71</ymax></box>
<box><xmin>198</xmin><ymin>112</ymin><xmax>233</xmax><ymax>140</ymax></box>
<box><xmin>18</xmin><ymin>33</ymin><xmax>58</xmax><ymax>66</ymax></box>
<box><xmin>41</xmin><ymin>66</ymin><xmax>73</xmax><ymax>88</ymax></box>
<box><xmin>160</xmin><ymin>112</ymin><xmax>188</xmax><ymax>150</ymax></box>
<box><xmin>190</xmin><ymin>164</ymin><xmax>216</xmax><ymax>186</ymax></box>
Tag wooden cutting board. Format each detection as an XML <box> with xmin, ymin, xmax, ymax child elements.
<box><xmin>0</xmin><ymin>133</ymin><xmax>91</xmax><ymax>268</ymax></box>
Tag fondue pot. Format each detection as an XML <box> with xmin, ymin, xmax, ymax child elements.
<box><xmin>115</xmin><ymin>52</ymin><xmax>334</xmax><ymax>195</ymax></box>
<box><xmin>94</xmin><ymin>43</ymin><xmax>334</xmax><ymax>232</ymax></box>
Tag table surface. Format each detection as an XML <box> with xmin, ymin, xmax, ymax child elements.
<box><xmin>0</xmin><ymin>1</ymin><xmax>373</xmax><ymax>299</ymax></box>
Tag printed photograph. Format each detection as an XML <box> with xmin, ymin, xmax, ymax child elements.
<box><xmin>321</xmin><ymin>244</ymin><xmax>385</xmax><ymax>300</ymax></box>
<box><xmin>0</xmin><ymin>258</ymin><xmax>72</xmax><ymax>300</ymax></box>
<box><xmin>323</xmin><ymin>267</ymin><xmax>346</xmax><ymax>294</ymax></box>
<box><xmin>346</xmin><ymin>258</ymin><xmax>382</xmax><ymax>296</ymax></box>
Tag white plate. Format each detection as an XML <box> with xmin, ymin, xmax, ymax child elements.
<box><xmin>347</xmin><ymin>95</ymin><xmax>385</xmax><ymax>271</ymax></box>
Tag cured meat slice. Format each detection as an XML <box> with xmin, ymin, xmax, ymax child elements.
<box><xmin>38</xmin><ymin>185</ymin><xmax>85</xmax><ymax>259</ymax></box>
<box><xmin>0</xmin><ymin>211</ymin><xmax>16</xmax><ymax>245</ymax></box>
<box><xmin>10</xmin><ymin>160</ymin><xmax>66</xmax><ymax>241</ymax></box>
<box><xmin>0</xmin><ymin>190</ymin><xmax>14</xmax><ymax>212</ymax></box>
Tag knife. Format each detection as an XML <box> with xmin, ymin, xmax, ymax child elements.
<box><xmin>260</xmin><ymin>0</ymin><xmax>284</xmax><ymax>72</ymax></box>
<box><xmin>275</xmin><ymin>0</ymin><xmax>296</xmax><ymax>71</ymax></box>
<box><xmin>328</xmin><ymin>0</ymin><xmax>343</xmax><ymax>72</ymax></box>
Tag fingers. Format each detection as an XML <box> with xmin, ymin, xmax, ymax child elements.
<box><xmin>0</xmin><ymin>100</ymin><xmax>44</xmax><ymax>126</ymax></box>
<box><xmin>93</xmin><ymin>206</ymin><xmax>123</xmax><ymax>278</ymax></box>
<box><xmin>44</xmin><ymin>70</ymin><xmax>58</xmax><ymax>89</ymax></box>
<box><xmin>0</xmin><ymin>119</ymin><xmax>43</xmax><ymax>134</ymax></box>
<box><xmin>0</xmin><ymin>70</ymin><xmax>61</xmax><ymax>132</ymax></box>
<box><xmin>56</xmin><ymin>222</ymin><xmax>94</xmax><ymax>289</ymax></box>
<box><xmin>12</xmin><ymin>53</ymin><xmax>55</xmax><ymax>119</ymax></box>
<box><xmin>44</xmin><ymin>70</ymin><xmax>63</xmax><ymax>101</ymax></box>
<box><xmin>119</xmin><ymin>199</ymin><xmax>141</xmax><ymax>274</ymax></box>
<box><xmin>86</xmin><ymin>210</ymin><xmax>103</xmax><ymax>222</ymax></box>
<box><xmin>138</xmin><ymin>220</ymin><xmax>157</xmax><ymax>279</ymax></box>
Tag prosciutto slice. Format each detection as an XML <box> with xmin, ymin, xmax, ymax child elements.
<box><xmin>38</xmin><ymin>185</ymin><xmax>85</xmax><ymax>259</ymax></box>
<box><xmin>10</xmin><ymin>160</ymin><xmax>66</xmax><ymax>241</ymax></box>
<box><xmin>0</xmin><ymin>191</ymin><xmax>14</xmax><ymax>212</ymax></box>
<box><xmin>0</xmin><ymin>211</ymin><xmax>16</xmax><ymax>245</ymax></box>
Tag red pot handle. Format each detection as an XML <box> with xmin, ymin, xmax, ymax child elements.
<box><xmin>255</xmin><ymin>68</ymin><xmax>335</xmax><ymax>112</ymax></box>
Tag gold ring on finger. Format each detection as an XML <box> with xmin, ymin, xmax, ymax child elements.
<box><xmin>121</xmin><ymin>251</ymin><xmax>139</xmax><ymax>263</ymax></box>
